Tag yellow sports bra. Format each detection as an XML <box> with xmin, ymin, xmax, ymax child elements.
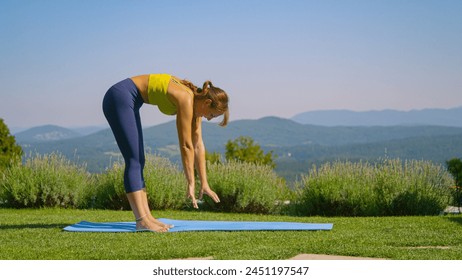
<box><xmin>147</xmin><ymin>74</ymin><xmax>177</xmax><ymax>115</ymax></box>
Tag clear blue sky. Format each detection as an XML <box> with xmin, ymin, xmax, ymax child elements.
<box><xmin>1</xmin><ymin>0</ymin><xmax>461</xmax><ymax>129</ymax></box>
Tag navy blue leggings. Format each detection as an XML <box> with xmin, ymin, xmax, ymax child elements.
<box><xmin>102</xmin><ymin>78</ymin><xmax>145</xmax><ymax>193</ymax></box>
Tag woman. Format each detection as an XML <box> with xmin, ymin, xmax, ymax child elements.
<box><xmin>102</xmin><ymin>74</ymin><xmax>229</xmax><ymax>232</ymax></box>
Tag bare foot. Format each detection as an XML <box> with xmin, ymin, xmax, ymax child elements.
<box><xmin>148</xmin><ymin>215</ymin><xmax>174</xmax><ymax>229</ymax></box>
<box><xmin>136</xmin><ymin>217</ymin><xmax>169</xmax><ymax>232</ymax></box>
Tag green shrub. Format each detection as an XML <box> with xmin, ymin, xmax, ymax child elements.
<box><xmin>93</xmin><ymin>154</ymin><xmax>185</xmax><ymax>210</ymax></box>
<box><xmin>204</xmin><ymin>161</ymin><xmax>290</xmax><ymax>214</ymax></box>
<box><xmin>144</xmin><ymin>155</ymin><xmax>186</xmax><ymax>210</ymax></box>
<box><xmin>0</xmin><ymin>153</ymin><xmax>91</xmax><ymax>208</ymax></box>
<box><xmin>91</xmin><ymin>161</ymin><xmax>128</xmax><ymax>210</ymax></box>
<box><xmin>295</xmin><ymin>159</ymin><xmax>453</xmax><ymax>216</ymax></box>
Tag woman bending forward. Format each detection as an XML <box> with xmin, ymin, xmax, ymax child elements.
<box><xmin>102</xmin><ymin>74</ymin><xmax>229</xmax><ymax>232</ymax></box>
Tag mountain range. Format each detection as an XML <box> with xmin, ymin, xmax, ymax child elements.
<box><xmin>291</xmin><ymin>107</ymin><xmax>462</xmax><ymax>127</ymax></box>
<box><xmin>14</xmin><ymin>125</ymin><xmax>107</xmax><ymax>142</ymax></box>
<box><xmin>14</xmin><ymin>106</ymin><xmax>462</xmax><ymax>143</ymax></box>
<box><xmin>15</xmin><ymin>125</ymin><xmax>81</xmax><ymax>142</ymax></box>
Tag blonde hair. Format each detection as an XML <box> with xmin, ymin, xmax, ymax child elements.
<box><xmin>179</xmin><ymin>79</ymin><xmax>229</xmax><ymax>126</ymax></box>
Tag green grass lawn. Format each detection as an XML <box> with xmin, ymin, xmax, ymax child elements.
<box><xmin>0</xmin><ymin>208</ymin><xmax>461</xmax><ymax>260</ymax></box>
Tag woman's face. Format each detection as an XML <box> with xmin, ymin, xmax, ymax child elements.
<box><xmin>195</xmin><ymin>99</ymin><xmax>222</xmax><ymax>121</ymax></box>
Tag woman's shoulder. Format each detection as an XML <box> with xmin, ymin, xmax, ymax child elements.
<box><xmin>167</xmin><ymin>79</ymin><xmax>193</xmax><ymax>104</ymax></box>
<box><xmin>170</xmin><ymin>77</ymin><xmax>193</xmax><ymax>95</ymax></box>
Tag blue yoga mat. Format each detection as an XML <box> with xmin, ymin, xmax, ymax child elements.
<box><xmin>63</xmin><ymin>218</ymin><xmax>333</xmax><ymax>233</ymax></box>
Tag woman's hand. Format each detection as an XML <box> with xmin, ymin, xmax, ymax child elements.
<box><xmin>199</xmin><ymin>184</ymin><xmax>221</xmax><ymax>204</ymax></box>
<box><xmin>187</xmin><ymin>184</ymin><xmax>220</xmax><ymax>209</ymax></box>
<box><xmin>187</xmin><ymin>186</ymin><xmax>199</xmax><ymax>209</ymax></box>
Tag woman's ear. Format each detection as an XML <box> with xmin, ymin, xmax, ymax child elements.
<box><xmin>204</xmin><ymin>99</ymin><xmax>213</xmax><ymax>106</ymax></box>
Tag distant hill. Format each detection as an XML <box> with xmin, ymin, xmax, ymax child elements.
<box><xmin>70</xmin><ymin>125</ymin><xmax>107</xmax><ymax>136</ymax></box>
<box><xmin>291</xmin><ymin>107</ymin><xmax>462</xmax><ymax>127</ymax></box>
<box><xmin>201</xmin><ymin>117</ymin><xmax>462</xmax><ymax>148</ymax></box>
<box><xmin>15</xmin><ymin>125</ymin><xmax>81</xmax><ymax>143</ymax></box>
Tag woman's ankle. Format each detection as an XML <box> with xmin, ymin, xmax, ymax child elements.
<box><xmin>135</xmin><ymin>213</ymin><xmax>148</xmax><ymax>222</ymax></box>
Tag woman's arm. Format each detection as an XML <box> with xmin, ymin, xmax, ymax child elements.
<box><xmin>192</xmin><ymin>118</ymin><xmax>220</xmax><ymax>203</ymax></box>
<box><xmin>192</xmin><ymin>118</ymin><xmax>206</xmax><ymax>186</ymax></box>
<box><xmin>170</xmin><ymin>85</ymin><xmax>198</xmax><ymax>208</ymax></box>
<box><xmin>169</xmin><ymin>80</ymin><xmax>220</xmax><ymax>208</ymax></box>
<box><xmin>176</xmin><ymin>103</ymin><xmax>197</xmax><ymax>207</ymax></box>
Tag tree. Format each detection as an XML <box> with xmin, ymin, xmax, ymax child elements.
<box><xmin>205</xmin><ymin>151</ymin><xmax>223</xmax><ymax>165</ymax></box>
<box><xmin>446</xmin><ymin>158</ymin><xmax>462</xmax><ymax>187</ymax></box>
<box><xmin>225</xmin><ymin>136</ymin><xmax>276</xmax><ymax>168</ymax></box>
<box><xmin>446</xmin><ymin>158</ymin><xmax>462</xmax><ymax>209</ymax></box>
<box><xmin>0</xmin><ymin>119</ymin><xmax>23</xmax><ymax>169</ymax></box>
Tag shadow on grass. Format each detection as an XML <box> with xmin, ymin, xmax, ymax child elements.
<box><xmin>0</xmin><ymin>223</ymin><xmax>68</xmax><ymax>230</ymax></box>
<box><xmin>447</xmin><ymin>216</ymin><xmax>462</xmax><ymax>226</ymax></box>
